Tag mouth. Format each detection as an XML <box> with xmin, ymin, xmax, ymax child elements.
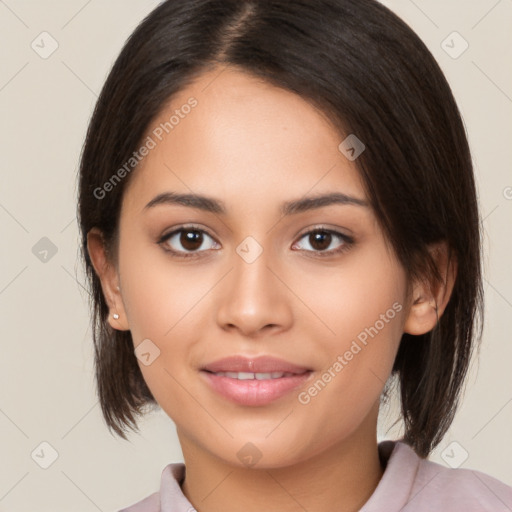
<box><xmin>199</xmin><ymin>355</ymin><xmax>313</xmax><ymax>406</ymax></box>
<box><xmin>203</xmin><ymin>370</ymin><xmax>304</xmax><ymax>380</ymax></box>
<box><xmin>201</xmin><ymin>354</ymin><xmax>312</xmax><ymax>374</ymax></box>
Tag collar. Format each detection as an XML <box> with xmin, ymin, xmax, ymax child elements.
<box><xmin>155</xmin><ymin>440</ymin><xmax>416</xmax><ymax>512</ymax></box>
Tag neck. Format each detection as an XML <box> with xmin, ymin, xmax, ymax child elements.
<box><xmin>179</xmin><ymin>417</ymin><xmax>384</xmax><ymax>512</ymax></box>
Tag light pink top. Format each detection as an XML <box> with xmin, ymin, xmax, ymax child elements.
<box><xmin>119</xmin><ymin>440</ymin><xmax>512</xmax><ymax>511</ymax></box>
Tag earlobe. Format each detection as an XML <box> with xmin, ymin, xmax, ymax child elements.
<box><xmin>403</xmin><ymin>241</ymin><xmax>457</xmax><ymax>336</ymax></box>
<box><xmin>86</xmin><ymin>227</ymin><xmax>130</xmax><ymax>331</ymax></box>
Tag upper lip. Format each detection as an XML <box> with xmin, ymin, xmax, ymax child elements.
<box><xmin>201</xmin><ymin>356</ymin><xmax>312</xmax><ymax>374</ymax></box>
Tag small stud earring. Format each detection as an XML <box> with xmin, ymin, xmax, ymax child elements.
<box><xmin>113</xmin><ymin>313</ymin><xmax>119</xmax><ymax>320</ymax></box>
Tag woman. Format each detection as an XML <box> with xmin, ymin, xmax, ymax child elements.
<box><xmin>78</xmin><ymin>0</ymin><xmax>512</xmax><ymax>510</ymax></box>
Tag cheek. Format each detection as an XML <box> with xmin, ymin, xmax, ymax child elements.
<box><xmin>117</xmin><ymin>235</ymin><xmax>215</xmax><ymax>415</ymax></box>
<box><xmin>118</xmin><ymin>232</ymin><xmax>213</xmax><ymax>341</ymax></box>
<box><xmin>295</xmin><ymin>297</ymin><xmax>405</xmax><ymax>444</ymax></box>
<box><xmin>294</xmin><ymin>242</ymin><xmax>406</xmax><ymax>347</ymax></box>
<box><xmin>295</xmin><ymin>246</ymin><xmax>406</xmax><ymax>406</ymax></box>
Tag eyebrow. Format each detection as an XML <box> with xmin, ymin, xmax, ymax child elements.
<box><xmin>143</xmin><ymin>191</ymin><xmax>369</xmax><ymax>216</ymax></box>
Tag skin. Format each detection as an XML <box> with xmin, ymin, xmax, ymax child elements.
<box><xmin>88</xmin><ymin>66</ymin><xmax>456</xmax><ymax>512</ymax></box>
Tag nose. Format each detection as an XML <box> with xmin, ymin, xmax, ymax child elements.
<box><xmin>215</xmin><ymin>241</ymin><xmax>294</xmax><ymax>337</ymax></box>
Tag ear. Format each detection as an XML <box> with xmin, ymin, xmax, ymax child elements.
<box><xmin>403</xmin><ymin>241</ymin><xmax>457</xmax><ymax>336</ymax></box>
<box><xmin>86</xmin><ymin>227</ymin><xmax>130</xmax><ymax>331</ymax></box>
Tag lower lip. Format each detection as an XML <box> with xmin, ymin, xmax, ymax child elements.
<box><xmin>200</xmin><ymin>370</ymin><xmax>313</xmax><ymax>406</ymax></box>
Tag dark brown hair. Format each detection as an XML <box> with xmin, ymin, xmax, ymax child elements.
<box><xmin>77</xmin><ymin>0</ymin><xmax>483</xmax><ymax>457</ymax></box>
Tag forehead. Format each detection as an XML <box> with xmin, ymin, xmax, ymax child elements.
<box><xmin>123</xmin><ymin>67</ymin><xmax>367</xmax><ymax>214</ymax></box>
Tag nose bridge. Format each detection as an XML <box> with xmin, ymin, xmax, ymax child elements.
<box><xmin>215</xmin><ymin>235</ymin><xmax>292</xmax><ymax>334</ymax></box>
<box><xmin>234</xmin><ymin>237</ymin><xmax>272</xmax><ymax>293</ymax></box>
<box><xmin>231</xmin><ymin>235</ymin><xmax>278</xmax><ymax>305</ymax></box>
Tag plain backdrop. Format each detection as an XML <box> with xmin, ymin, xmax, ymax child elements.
<box><xmin>0</xmin><ymin>0</ymin><xmax>511</xmax><ymax>510</ymax></box>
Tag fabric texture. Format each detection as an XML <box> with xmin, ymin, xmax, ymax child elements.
<box><xmin>118</xmin><ymin>440</ymin><xmax>512</xmax><ymax>511</ymax></box>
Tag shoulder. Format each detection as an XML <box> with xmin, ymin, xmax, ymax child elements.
<box><xmin>118</xmin><ymin>491</ymin><xmax>160</xmax><ymax>512</ymax></box>
<box><xmin>382</xmin><ymin>441</ymin><xmax>512</xmax><ymax>512</ymax></box>
<box><xmin>412</xmin><ymin>452</ymin><xmax>512</xmax><ymax>511</ymax></box>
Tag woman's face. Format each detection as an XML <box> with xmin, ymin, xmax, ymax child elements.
<box><xmin>103</xmin><ymin>67</ymin><xmax>412</xmax><ymax>467</ymax></box>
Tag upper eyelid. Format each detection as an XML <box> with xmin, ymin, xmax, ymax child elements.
<box><xmin>161</xmin><ymin>224</ymin><xmax>216</xmax><ymax>241</ymax></box>
<box><xmin>295</xmin><ymin>224</ymin><xmax>352</xmax><ymax>238</ymax></box>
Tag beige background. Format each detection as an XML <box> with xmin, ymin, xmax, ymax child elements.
<box><xmin>0</xmin><ymin>0</ymin><xmax>511</xmax><ymax>510</ymax></box>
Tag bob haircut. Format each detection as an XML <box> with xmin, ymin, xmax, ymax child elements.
<box><xmin>77</xmin><ymin>0</ymin><xmax>483</xmax><ymax>458</ymax></box>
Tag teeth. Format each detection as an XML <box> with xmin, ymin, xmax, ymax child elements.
<box><xmin>239</xmin><ymin>372</ymin><xmax>257</xmax><ymax>380</ymax></box>
<box><xmin>213</xmin><ymin>371</ymin><xmax>294</xmax><ymax>379</ymax></box>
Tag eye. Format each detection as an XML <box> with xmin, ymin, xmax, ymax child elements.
<box><xmin>292</xmin><ymin>228</ymin><xmax>353</xmax><ymax>256</ymax></box>
<box><xmin>158</xmin><ymin>225</ymin><xmax>354</xmax><ymax>259</ymax></box>
<box><xmin>158</xmin><ymin>225</ymin><xmax>219</xmax><ymax>258</ymax></box>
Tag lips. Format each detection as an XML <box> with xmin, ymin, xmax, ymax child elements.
<box><xmin>200</xmin><ymin>360</ymin><xmax>312</xmax><ymax>407</ymax></box>
<box><xmin>201</xmin><ymin>355</ymin><xmax>311</xmax><ymax>374</ymax></box>
<box><xmin>200</xmin><ymin>355</ymin><xmax>313</xmax><ymax>405</ymax></box>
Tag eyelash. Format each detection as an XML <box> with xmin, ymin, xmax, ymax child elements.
<box><xmin>157</xmin><ymin>224</ymin><xmax>354</xmax><ymax>259</ymax></box>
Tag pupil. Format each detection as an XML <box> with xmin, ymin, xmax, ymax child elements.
<box><xmin>311</xmin><ymin>231</ymin><xmax>331</xmax><ymax>251</ymax></box>
<box><xmin>181</xmin><ymin>230</ymin><xmax>202</xmax><ymax>251</ymax></box>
